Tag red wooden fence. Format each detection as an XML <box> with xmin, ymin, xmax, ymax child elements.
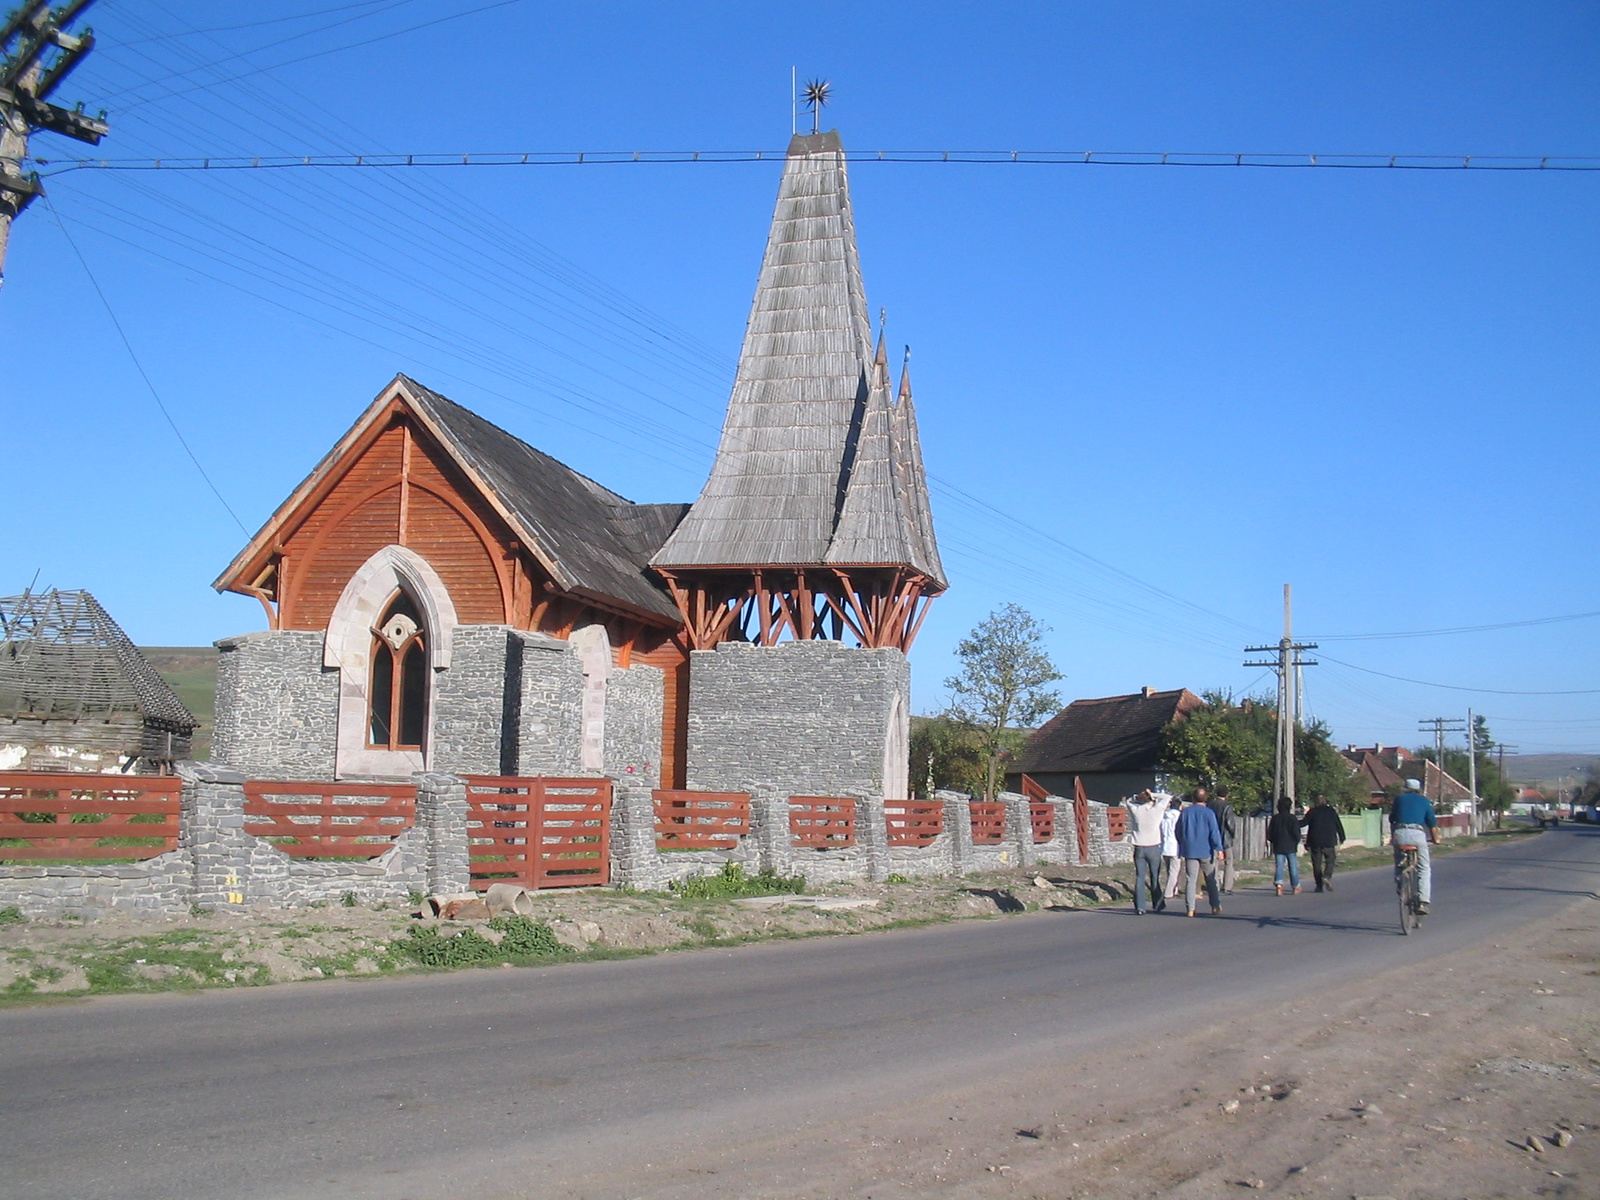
<box><xmin>1107</xmin><ymin>807</ymin><xmax>1128</xmax><ymax>841</ymax></box>
<box><xmin>0</xmin><ymin>772</ymin><xmax>181</xmax><ymax>861</ymax></box>
<box><xmin>1020</xmin><ymin>774</ymin><xmax>1055</xmax><ymax>844</ymax></box>
<box><xmin>969</xmin><ymin>800</ymin><xmax>1006</xmax><ymax>845</ymax></box>
<box><xmin>885</xmin><ymin>799</ymin><xmax>943</xmax><ymax>847</ymax></box>
<box><xmin>464</xmin><ymin>776</ymin><xmax>610</xmax><ymax>889</ymax></box>
<box><xmin>1074</xmin><ymin>776</ymin><xmax>1091</xmax><ymax>864</ymax></box>
<box><xmin>243</xmin><ymin>780</ymin><xmax>415</xmax><ymax>857</ymax></box>
<box><xmin>654</xmin><ymin>790</ymin><xmax>750</xmax><ymax>849</ymax></box>
<box><xmin>789</xmin><ymin>796</ymin><xmax>856</xmax><ymax>849</ymax></box>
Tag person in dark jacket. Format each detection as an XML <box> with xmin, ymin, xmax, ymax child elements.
<box><xmin>1299</xmin><ymin>793</ymin><xmax>1344</xmax><ymax>892</ymax></box>
<box><xmin>1267</xmin><ymin>796</ymin><xmax>1302</xmax><ymax>895</ymax></box>
<box><xmin>1207</xmin><ymin>786</ymin><xmax>1239</xmax><ymax>893</ymax></box>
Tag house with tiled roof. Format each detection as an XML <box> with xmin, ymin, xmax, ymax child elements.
<box><xmin>1007</xmin><ymin>687</ymin><xmax>1204</xmax><ymax>802</ymax></box>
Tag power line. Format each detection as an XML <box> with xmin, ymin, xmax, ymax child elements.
<box><xmin>1310</xmin><ymin>608</ymin><xmax>1600</xmax><ymax>641</ymax></box>
<box><xmin>44</xmin><ymin>196</ymin><xmax>248</xmax><ymax>534</ymax></box>
<box><xmin>1319</xmin><ymin>652</ymin><xmax>1600</xmax><ymax>696</ymax></box>
<box><xmin>31</xmin><ymin>148</ymin><xmax>1600</xmax><ymax>176</ymax></box>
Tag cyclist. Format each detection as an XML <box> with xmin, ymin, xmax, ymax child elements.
<box><xmin>1390</xmin><ymin>778</ymin><xmax>1440</xmax><ymax>914</ymax></box>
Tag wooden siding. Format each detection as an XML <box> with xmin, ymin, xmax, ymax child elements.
<box><xmin>279</xmin><ymin>415</ymin><xmax>511</xmax><ymax>630</ymax></box>
<box><xmin>637</xmin><ymin>634</ymin><xmax>689</xmax><ymax>790</ymax></box>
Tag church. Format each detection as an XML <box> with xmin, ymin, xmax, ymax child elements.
<box><xmin>210</xmin><ymin>129</ymin><xmax>946</xmax><ymax>809</ymax></box>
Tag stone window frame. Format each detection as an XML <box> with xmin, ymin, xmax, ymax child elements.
<box><xmin>324</xmin><ymin>545</ymin><xmax>458</xmax><ymax>778</ymax></box>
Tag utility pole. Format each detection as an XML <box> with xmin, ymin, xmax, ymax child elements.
<box><xmin>1418</xmin><ymin>716</ymin><xmax>1466</xmax><ymax>812</ymax></box>
<box><xmin>1466</xmin><ymin>707</ymin><xmax>1479</xmax><ymax>833</ymax></box>
<box><xmin>1245</xmin><ymin>584</ymin><xmax>1318</xmax><ymax>807</ymax></box>
<box><xmin>0</xmin><ymin>0</ymin><xmax>107</xmax><ymax>289</ymax></box>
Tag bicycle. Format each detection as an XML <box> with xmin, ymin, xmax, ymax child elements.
<box><xmin>1396</xmin><ymin>843</ymin><xmax>1424</xmax><ymax>935</ymax></box>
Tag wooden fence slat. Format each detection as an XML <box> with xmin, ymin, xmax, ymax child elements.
<box><xmin>1029</xmin><ymin>802</ymin><xmax>1054</xmax><ymax>844</ymax></box>
<box><xmin>789</xmin><ymin>796</ymin><xmax>856</xmax><ymax>849</ymax></box>
<box><xmin>243</xmin><ymin>779</ymin><xmax>417</xmax><ymax>858</ymax></box>
<box><xmin>884</xmin><ymin>799</ymin><xmax>943</xmax><ymax>847</ymax></box>
<box><xmin>969</xmin><ymin>800</ymin><xmax>1007</xmax><ymax>845</ymax></box>
<box><xmin>464</xmin><ymin>776</ymin><xmax>611</xmax><ymax>889</ymax></box>
<box><xmin>0</xmin><ymin>771</ymin><xmax>183</xmax><ymax>862</ymax></box>
<box><xmin>653</xmin><ymin>790</ymin><xmax>750</xmax><ymax>850</ymax></box>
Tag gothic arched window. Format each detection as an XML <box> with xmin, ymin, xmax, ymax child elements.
<box><xmin>369</xmin><ymin>592</ymin><xmax>428</xmax><ymax>751</ymax></box>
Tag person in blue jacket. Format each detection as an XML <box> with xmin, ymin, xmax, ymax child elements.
<box><xmin>1390</xmin><ymin>778</ymin><xmax>1440</xmax><ymax>912</ymax></box>
<box><xmin>1175</xmin><ymin>796</ymin><xmax>1224</xmax><ymax>916</ymax></box>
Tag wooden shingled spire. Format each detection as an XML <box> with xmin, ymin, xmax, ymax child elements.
<box><xmin>650</xmin><ymin>129</ymin><xmax>945</xmax><ymax>651</ymax></box>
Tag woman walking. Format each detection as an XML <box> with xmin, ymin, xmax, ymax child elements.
<box><xmin>1160</xmin><ymin>797</ymin><xmax>1183</xmax><ymax>899</ymax></box>
<box><xmin>1267</xmin><ymin>796</ymin><xmax>1302</xmax><ymax>895</ymax></box>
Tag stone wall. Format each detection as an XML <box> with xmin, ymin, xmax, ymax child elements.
<box><xmin>512</xmin><ymin>632</ymin><xmax>584</xmax><ymax>777</ymax></box>
<box><xmin>603</xmin><ymin>664</ymin><xmax>664</xmax><ymax>784</ymax></box>
<box><xmin>430</xmin><ymin>626</ymin><xmax>517</xmax><ymax>776</ymax></box>
<box><xmin>687</xmin><ymin>641</ymin><xmax>909</xmax><ymax>874</ymax></box>
<box><xmin>213</xmin><ymin>631</ymin><xmax>338</xmax><ymax>780</ymax></box>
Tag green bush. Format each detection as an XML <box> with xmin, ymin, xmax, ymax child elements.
<box><xmin>671</xmin><ymin>861</ymin><xmax>806</xmax><ymax>900</ymax></box>
<box><xmin>396</xmin><ymin>915</ymin><xmax>566</xmax><ymax>968</ymax></box>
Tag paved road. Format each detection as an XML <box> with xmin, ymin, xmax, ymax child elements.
<box><xmin>4</xmin><ymin>827</ymin><xmax>1597</xmax><ymax>1200</ymax></box>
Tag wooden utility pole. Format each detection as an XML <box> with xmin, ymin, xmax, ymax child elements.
<box><xmin>1466</xmin><ymin>707</ymin><xmax>1479</xmax><ymax>832</ymax></box>
<box><xmin>1245</xmin><ymin>584</ymin><xmax>1317</xmax><ymax>807</ymax></box>
<box><xmin>0</xmin><ymin>0</ymin><xmax>107</xmax><ymax>288</ymax></box>
<box><xmin>1418</xmin><ymin>715</ymin><xmax>1466</xmax><ymax>811</ymax></box>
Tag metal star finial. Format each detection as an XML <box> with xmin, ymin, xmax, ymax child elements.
<box><xmin>803</xmin><ymin>78</ymin><xmax>832</xmax><ymax>134</ymax></box>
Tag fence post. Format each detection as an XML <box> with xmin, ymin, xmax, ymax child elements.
<box><xmin>935</xmin><ymin>789</ymin><xmax>975</xmax><ymax>874</ymax></box>
<box><xmin>178</xmin><ymin>761</ymin><xmax>253</xmax><ymax>911</ymax></box>
<box><xmin>609</xmin><ymin>776</ymin><xmax>664</xmax><ymax>891</ymax></box>
<box><xmin>414</xmin><ymin>772</ymin><xmax>469</xmax><ymax>894</ymax></box>
<box><xmin>855</xmin><ymin>791</ymin><xmax>889</xmax><ymax>882</ymax></box>
<box><xmin>998</xmin><ymin>790</ymin><xmax>1035</xmax><ymax>868</ymax></box>
<box><xmin>1050</xmin><ymin>796</ymin><xmax>1077</xmax><ymax>865</ymax></box>
<box><xmin>752</xmin><ymin>790</ymin><xmax>795</xmax><ymax>878</ymax></box>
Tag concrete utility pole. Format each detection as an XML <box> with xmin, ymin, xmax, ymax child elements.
<box><xmin>1465</xmin><ymin>708</ymin><xmax>1480</xmax><ymax>833</ymax></box>
<box><xmin>0</xmin><ymin>0</ymin><xmax>107</xmax><ymax>289</ymax></box>
<box><xmin>1245</xmin><ymin>583</ymin><xmax>1318</xmax><ymax>807</ymax></box>
<box><xmin>1418</xmin><ymin>715</ymin><xmax>1466</xmax><ymax>812</ymax></box>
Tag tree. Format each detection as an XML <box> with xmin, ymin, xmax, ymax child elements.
<box><xmin>908</xmin><ymin>715</ymin><xmax>989</xmax><ymax>797</ymax></box>
<box><xmin>943</xmin><ymin>604</ymin><xmax>1062</xmax><ymax>800</ymax></box>
<box><xmin>1160</xmin><ymin>691</ymin><xmax>1365</xmax><ymax>812</ymax></box>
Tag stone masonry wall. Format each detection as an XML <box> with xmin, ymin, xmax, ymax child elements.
<box><xmin>602</xmin><ymin>663</ymin><xmax>664</xmax><ymax>785</ymax></box>
<box><xmin>213</xmin><ymin>631</ymin><xmax>338</xmax><ymax>780</ymax></box>
<box><xmin>687</xmin><ymin>641</ymin><xmax>909</xmax><ymax>873</ymax></box>
<box><xmin>512</xmin><ymin>633</ymin><xmax>584</xmax><ymax>777</ymax></box>
<box><xmin>430</xmin><ymin>626</ymin><xmax>516</xmax><ymax>777</ymax></box>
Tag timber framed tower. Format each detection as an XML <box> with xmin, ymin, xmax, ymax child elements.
<box><xmin>650</xmin><ymin>130</ymin><xmax>945</xmax><ymax>651</ymax></box>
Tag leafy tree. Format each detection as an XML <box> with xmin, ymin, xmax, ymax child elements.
<box><xmin>943</xmin><ymin>604</ymin><xmax>1062</xmax><ymax>800</ymax></box>
<box><xmin>1160</xmin><ymin>691</ymin><xmax>1365</xmax><ymax>812</ymax></box>
<box><xmin>908</xmin><ymin>715</ymin><xmax>991</xmax><ymax>797</ymax></box>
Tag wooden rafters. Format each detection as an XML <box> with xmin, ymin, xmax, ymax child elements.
<box><xmin>655</xmin><ymin>566</ymin><xmax>938</xmax><ymax>653</ymax></box>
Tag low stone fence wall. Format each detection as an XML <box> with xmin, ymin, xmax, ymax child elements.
<box><xmin>0</xmin><ymin>769</ymin><xmax>1133</xmax><ymax>918</ymax></box>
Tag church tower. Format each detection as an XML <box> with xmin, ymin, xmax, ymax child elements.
<box><xmin>650</xmin><ymin>129</ymin><xmax>945</xmax><ymax>651</ymax></box>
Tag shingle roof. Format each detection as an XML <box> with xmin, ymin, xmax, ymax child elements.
<box><xmin>650</xmin><ymin>130</ymin><xmax>943</xmax><ymax>586</ymax></box>
<box><xmin>1016</xmin><ymin>689</ymin><xmax>1204</xmax><ymax>774</ymax></box>
<box><xmin>403</xmin><ymin>379</ymin><xmax>687</xmax><ymax>620</ymax></box>
<box><xmin>0</xmin><ymin>590</ymin><xmax>198</xmax><ymax>731</ymax></box>
<box><xmin>215</xmin><ymin>376</ymin><xmax>689</xmax><ymax>624</ymax></box>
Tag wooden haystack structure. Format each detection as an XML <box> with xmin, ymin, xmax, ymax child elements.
<box><xmin>0</xmin><ymin>589</ymin><xmax>197</xmax><ymax>772</ymax></box>
<box><xmin>651</xmin><ymin>129</ymin><xmax>945</xmax><ymax>650</ymax></box>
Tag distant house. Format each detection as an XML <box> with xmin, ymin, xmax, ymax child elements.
<box><xmin>1007</xmin><ymin>687</ymin><xmax>1204</xmax><ymax>803</ymax></box>
<box><xmin>1341</xmin><ymin>744</ymin><xmax>1474</xmax><ymax>811</ymax></box>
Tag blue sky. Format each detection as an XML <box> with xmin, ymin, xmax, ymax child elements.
<box><xmin>3</xmin><ymin>1</ymin><xmax>1597</xmax><ymax>754</ymax></box>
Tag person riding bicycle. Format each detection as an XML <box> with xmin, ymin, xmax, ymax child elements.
<box><xmin>1390</xmin><ymin>778</ymin><xmax>1440</xmax><ymax>914</ymax></box>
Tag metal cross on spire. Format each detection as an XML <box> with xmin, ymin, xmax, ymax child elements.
<box><xmin>803</xmin><ymin>78</ymin><xmax>831</xmax><ymax>134</ymax></box>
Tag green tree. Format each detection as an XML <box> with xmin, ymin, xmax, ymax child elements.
<box><xmin>908</xmin><ymin>714</ymin><xmax>990</xmax><ymax>797</ymax></box>
<box><xmin>1160</xmin><ymin>692</ymin><xmax>1365</xmax><ymax>812</ymax></box>
<box><xmin>943</xmin><ymin>604</ymin><xmax>1062</xmax><ymax>800</ymax></box>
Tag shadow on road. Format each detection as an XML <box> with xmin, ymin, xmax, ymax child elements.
<box><xmin>1486</xmin><ymin>885</ymin><xmax>1600</xmax><ymax>899</ymax></box>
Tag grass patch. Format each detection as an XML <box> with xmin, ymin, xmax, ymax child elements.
<box><xmin>670</xmin><ymin>861</ymin><xmax>807</xmax><ymax>901</ymax></box>
<box><xmin>0</xmin><ymin>906</ymin><xmax>22</xmax><ymax>925</ymax></box>
<box><xmin>396</xmin><ymin>915</ymin><xmax>568</xmax><ymax>969</ymax></box>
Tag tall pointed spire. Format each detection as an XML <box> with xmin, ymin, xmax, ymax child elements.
<box><xmin>652</xmin><ymin>130</ymin><xmax>873</xmax><ymax>570</ymax></box>
<box><xmin>651</xmin><ymin>128</ymin><xmax>945</xmax><ymax>650</ymax></box>
<box><xmin>890</xmin><ymin>349</ymin><xmax>945</xmax><ymax>587</ymax></box>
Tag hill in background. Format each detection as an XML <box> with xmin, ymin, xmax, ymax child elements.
<box><xmin>140</xmin><ymin>647</ymin><xmax>217</xmax><ymax>761</ymax></box>
<box><xmin>1500</xmin><ymin>753</ymin><xmax>1600</xmax><ymax>792</ymax></box>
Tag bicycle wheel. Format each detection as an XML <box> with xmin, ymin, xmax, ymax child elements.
<box><xmin>1397</xmin><ymin>857</ymin><xmax>1414</xmax><ymax>936</ymax></box>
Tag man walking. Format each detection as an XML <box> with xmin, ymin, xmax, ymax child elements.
<box><xmin>1300</xmin><ymin>792</ymin><xmax>1344</xmax><ymax>892</ymax></box>
<box><xmin>1160</xmin><ymin>795</ymin><xmax>1183</xmax><ymax>899</ymax></box>
<box><xmin>1391</xmin><ymin>778</ymin><xmax>1440</xmax><ymax>913</ymax></box>
<box><xmin>1175</xmin><ymin>794</ymin><xmax>1224</xmax><ymax>916</ymax></box>
<box><xmin>1126</xmin><ymin>789</ymin><xmax>1171</xmax><ymax>914</ymax></box>
<box><xmin>1207</xmin><ymin>786</ymin><xmax>1239</xmax><ymax>894</ymax></box>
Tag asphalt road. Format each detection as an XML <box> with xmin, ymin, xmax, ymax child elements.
<box><xmin>3</xmin><ymin>826</ymin><xmax>1597</xmax><ymax>1200</ymax></box>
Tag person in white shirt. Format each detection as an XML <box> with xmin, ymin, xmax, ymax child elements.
<box><xmin>1159</xmin><ymin>798</ymin><xmax>1183</xmax><ymax>899</ymax></box>
<box><xmin>1125</xmin><ymin>788</ymin><xmax>1172</xmax><ymax>915</ymax></box>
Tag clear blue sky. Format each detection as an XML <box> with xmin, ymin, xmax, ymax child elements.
<box><xmin>3</xmin><ymin>1</ymin><xmax>1597</xmax><ymax>755</ymax></box>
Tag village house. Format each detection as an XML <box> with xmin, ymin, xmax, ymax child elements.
<box><xmin>1007</xmin><ymin>687</ymin><xmax>1204</xmax><ymax>803</ymax></box>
